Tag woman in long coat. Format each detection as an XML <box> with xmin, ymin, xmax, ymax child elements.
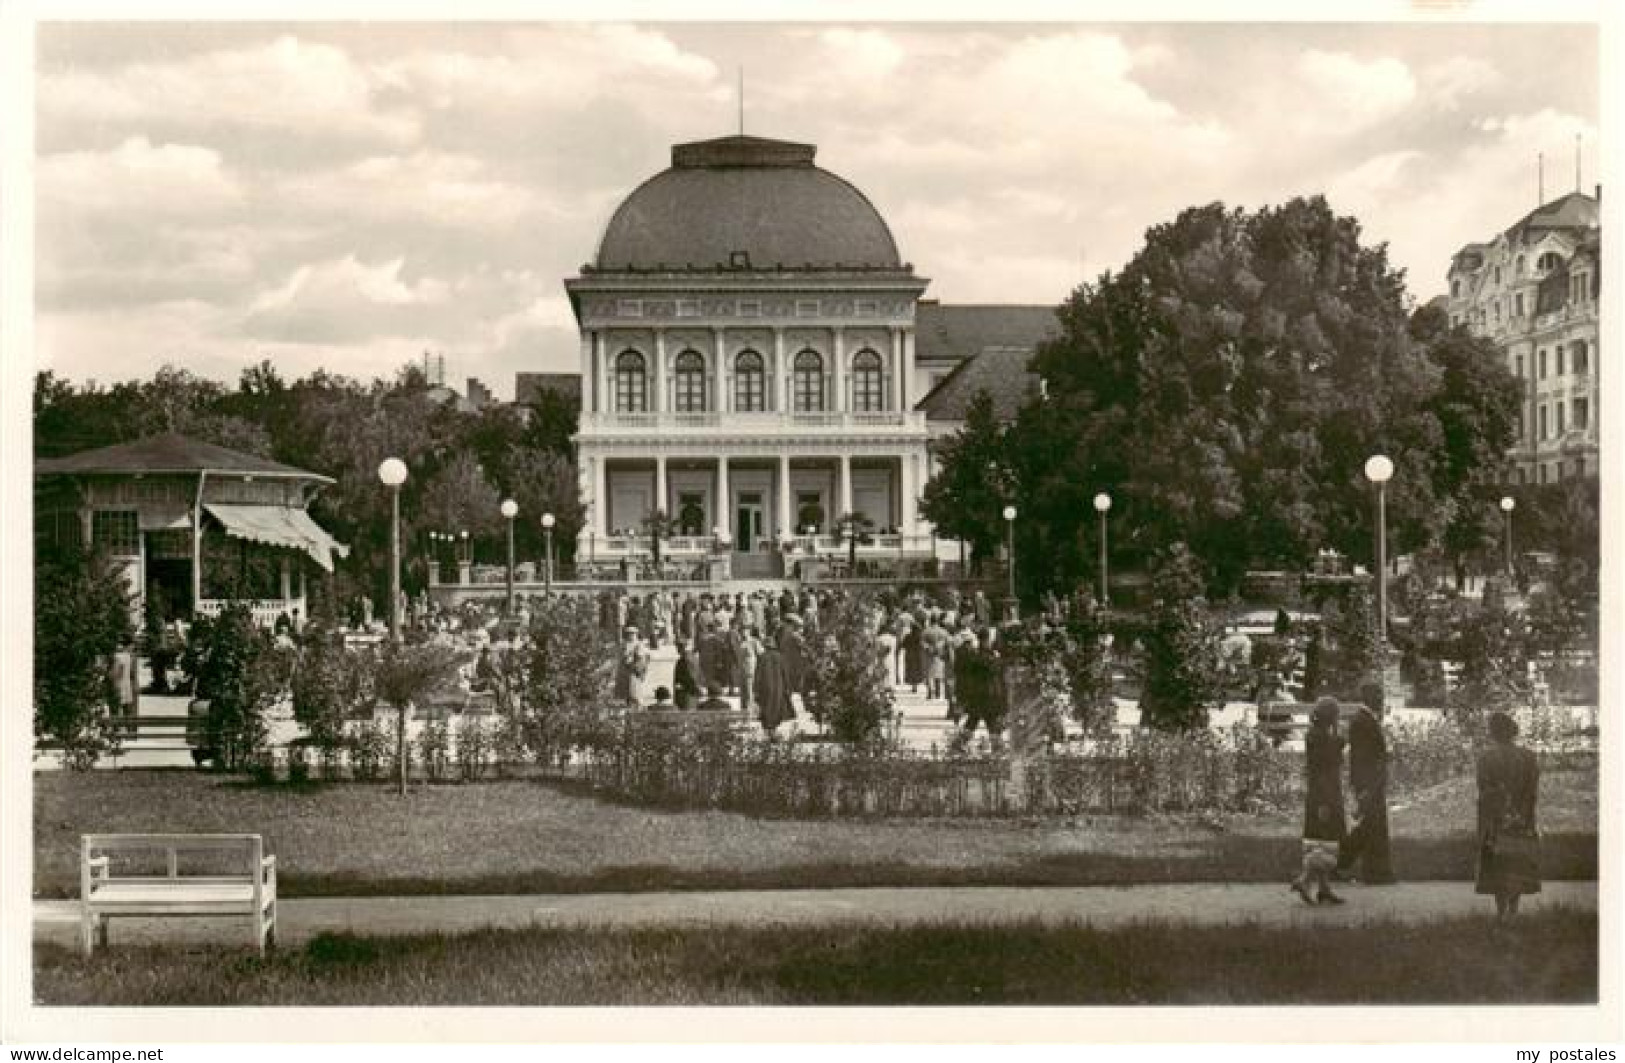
<box><xmin>1476</xmin><ymin>711</ymin><xmax>1541</xmax><ymax>923</ymax></box>
<box><xmin>734</xmin><ymin>624</ymin><xmax>762</xmax><ymax>712</ymax></box>
<box><xmin>674</xmin><ymin>638</ymin><xmax>702</xmax><ymax>710</ymax></box>
<box><xmin>754</xmin><ymin>642</ymin><xmax>794</xmax><ymax>733</ymax></box>
<box><xmin>900</xmin><ymin>616</ymin><xmax>925</xmax><ymax>692</ymax></box>
<box><xmin>1291</xmin><ymin>698</ymin><xmax>1347</xmax><ymax>905</ymax></box>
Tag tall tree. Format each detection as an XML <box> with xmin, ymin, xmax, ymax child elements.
<box><xmin>1006</xmin><ymin>196</ymin><xmax>1520</xmax><ymax>596</ymax></box>
<box><xmin>920</xmin><ymin>391</ymin><xmax>1010</xmax><ymax>561</ymax></box>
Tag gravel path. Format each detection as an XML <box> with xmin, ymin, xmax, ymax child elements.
<box><xmin>34</xmin><ymin>880</ymin><xmax>1596</xmax><ymax>950</ymax></box>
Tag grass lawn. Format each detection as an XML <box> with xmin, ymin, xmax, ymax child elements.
<box><xmin>34</xmin><ymin>909</ymin><xmax>1597</xmax><ymax>1005</ymax></box>
<box><xmin>33</xmin><ymin>767</ymin><xmax>1597</xmax><ymax>897</ymax></box>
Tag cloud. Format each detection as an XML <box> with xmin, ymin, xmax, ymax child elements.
<box><xmin>245</xmin><ymin>256</ymin><xmax>451</xmax><ymax>343</ymax></box>
<box><xmin>39</xmin><ymin>34</ymin><xmax>419</xmax><ymax>152</ymax></box>
<box><xmin>1423</xmin><ymin>56</ymin><xmax>1503</xmax><ymax>111</ymax></box>
<box><xmin>817</xmin><ymin>28</ymin><xmax>906</xmax><ymax>79</ymax></box>
<box><xmin>278</xmin><ymin>150</ymin><xmax>556</xmax><ymax>229</ymax></box>
<box><xmin>37</xmin><ymin>137</ymin><xmax>242</xmax><ymax>215</ymax></box>
<box><xmin>1296</xmin><ymin>49</ymin><xmax>1417</xmax><ymax>126</ymax></box>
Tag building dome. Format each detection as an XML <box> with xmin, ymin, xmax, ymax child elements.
<box><xmin>594</xmin><ymin>135</ymin><xmax>902</xmax><ymax>271</ymax></box>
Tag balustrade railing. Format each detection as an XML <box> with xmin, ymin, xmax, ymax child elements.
<box><xmin>196</xmin><ymin>598</ymin><xmax>306</xmax><ymax>628</ymax></box>
<box><xmin>580</xmin><ymin>410</ymin><xmax>924</xmax><ymax>432</ymax></box>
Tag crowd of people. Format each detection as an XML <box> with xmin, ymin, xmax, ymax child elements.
<box><xmin>344</xmin><ymin>583</ymin><xmax>1548</xmax><ymax>925</ymax></box>
<box><xmin>596</xmin><ymin>585</ymin><xmax>1032</xmax><ymax>741</ymax></box>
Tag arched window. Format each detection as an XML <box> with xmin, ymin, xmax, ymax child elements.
<box><xmin>615</xmin><ymin>350</ymin><xmax>647</xmax><ymax>413</ymax></box>
<box><xmin>673</xmin><ymin>350</ymin><xmax>706</xmax><ymax>413</ymax></box>
<box><xmin>851</xmin><ymin>349</ymin><xmax>884</xmax><ymax>412</ymax></box>
<box><xmin>734</xmin><ymin>350</ymin><xmax>765</xmax><ymax>412</ymax></box>
<box><xmin>793</xmin><ymin>349</ymin><xmax>825</xmax><ymax>412</ymax></box>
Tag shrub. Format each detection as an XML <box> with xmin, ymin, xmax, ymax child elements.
<box><xmin>805</xmin><ymin>594</ymin><xmax>895</xmax><ymax>746</ymax></box>
<box><xmin>373</xmin><ymin>638</ymin><xmax>465</xmax><ymax>794</ymax></box>
<box><xmin>349</xmin><ymin>718</ymin><xmax>388</xmax><ymax>782</ymax></box>
<box><xmin>33</xmin><ymin>544</ymin><xmax>133</xmax><ymax>769</ymax></box>
<box><xmin>1139</xmin><ymin>544</ymin><xmax>1226</xmax><ymax>731</ymax></box>
<box><xmin>507</xmin><ymin>596</ymin><xmax>616</xmax><ymax>763</ymax></box>
<box><xmin>456</xmin><ymin>715</ymin><xmax>494</xmax><ymax>781</ymax></box>
<box><xmin>416</xmin><ymin>716</ymin><xmax>451</xmax><ymax>782</ymax></box>
<box><xmin>180</xmin><ymin>604</ymin><xmax>289</xmax><ymax>771</ymax></box>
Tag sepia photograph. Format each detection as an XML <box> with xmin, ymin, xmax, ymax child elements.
<box><xmin>2</xmin><ymin>2</ymin><xmax>1616</xmax><ymax>1046</ymax></box>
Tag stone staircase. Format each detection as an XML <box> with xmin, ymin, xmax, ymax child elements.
<box><xmin>730</xmin><ymin>551</ymin><xmax>782</xmax><ymax>579</ymax></box>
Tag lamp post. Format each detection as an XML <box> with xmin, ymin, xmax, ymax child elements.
<box><xmin>377</xmin><ymin>457</ymin><xmax>407</xmax><ymax>641</ymax></box>
<box><xmin>1499</xmin><ymin>496</ymin><xmax>1516</xmax><ymax>578</ymax></box>
<box><xmin>458</xmin><ymin>529</ymin><xmax>469</xmax><ymax>565</ymax></box>
<box><xmin>541</xmin><ymin>513</ymin><xmax>556</xmax><ymax>593</ymax></box>
<box><xmin>1002</xmin><ymin>505</ymin><xmax>1017</xmax><ymax>609</ymax></box>
<box><xmin>1364</xmin><ymin>454</ymin><xmax>1394</xmax><ymax>643</ymax></box>
<box><xmin>1093</xmin><ymin>492</ymin><xmax>1112</xmax><ymax>608</ymax></box>
<box><xmin>500</xmin><ymin>499</ymin><xmax>518</xmax><ymax>615</ymax></box>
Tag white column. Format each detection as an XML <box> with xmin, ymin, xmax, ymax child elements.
<box><xmin>594</xmin><ymin>331</ymin><xmax>608</xmax><ymax>413</ymax></box>
<box><xmin>778</xmin><ymin>454</ymin><xmax>792</xmax><ymax>539</ymax></box>
<box><xmin>890</xmin><ymin>326</ymin><xmax>902</xmax><ymax>411</ymax></box>
<box><xmin>900</xmin><ymin>453</ymin><xmax>917</xmax><ymax>534</ymax></box>
<box><xmin>594</xmin><ymin>456</ymin><xmax>608</xmax><ymax>535</ymax></box>
<box><xmin>833</xmin><ymin>327</ymin><xmax>846</xmax><ymax>413</ymax></box>
<box><xmin>717</xmin><ymin>456</ymin><xmax>730</xmax><ymax>539</ymax></box>
<box><xmin>901</xmin><ymin>327</ymin><xmax>916</xmax><ymax>411</ymax></box>
<box><xmin>580</xmin><ymin>331</ymin><xmax>594</xmax><ymax>413</ymax></box>
<box><xmin>713</xmin><ymin>328</ymin><xmax>727</xmax><ymax>413</ymax></box>
<box><xmin>653</xmin><ymin>329</ymin><xmax>666</xmax><ymax>413</ymax></box>
<box><xmin>655</xmin><ymin>455</ymin><xmax>668</xmax><ymax>517</ymax></box>
<box><xmin>839</xmin><ymin>453</ymin><xmax>853</xmax><ymax>517</ymax></box>
<box><xmin>772</xmin><ymin>327</ymin><xmax>785</xmax><ymax>413</ymax></box>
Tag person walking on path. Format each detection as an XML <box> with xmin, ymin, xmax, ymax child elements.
<box><xmin>901</xmin><ymin>615</ymin><xmax>925</xmax><ymax>693</ymax></box>
<box><xmin>674</xmin><ymin>637</ymin><xmax>702</xmax><ymax>710</ymax></box>
<box><xmin>734</xmin><ymin>624</ymin><xmax>762</xmax><ymax>713</ymax></box>
<box><xmin>754</xmin><ymin>640</ymin><xmax>794</xmax><ymax>735</ymax></box>
<box><xmin>922</xmin><ymin>614</ymin><xmax>950</xmax><ymax>702</ymax></box>
<box><xmin>1476</xmin><ymin>711</ymin><xmax>1542</xmax><ymax>925</ymax></box>
<box><xmin>1291</xmin><ymin>698</ymin><xmax>1347</xmax><ymax>906</ymax></box>
<box><xmin>954</xmin><ymin>633</ymin><xmax>1004</xmax><ymax>748</ymax></box>
<box><xmin>1337</xmin><ymin>681</ymin><xmax>1396</xmax><ymax>884</ymax></box>
<box><xmin>613</xmin><ymin>626</ymin><xmax>649</xmax><ymax>708</ymax></box>
<box><xmin>778</xmin><ymin>613</ymin><xmax>811</xmax><ymax>713</ymax></box>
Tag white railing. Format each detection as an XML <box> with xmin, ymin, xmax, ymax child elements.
<box><xmin>196</xmin><ymin>598</ymin><xmax>306</xmax><ymax>629</ymax></box>
<box><xmin>580</xmin><ymin>410</ymin><xmax>925</xmax><ymax>433</ymax></box>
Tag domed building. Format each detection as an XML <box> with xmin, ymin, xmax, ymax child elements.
<box><xmin>565</xmin><ymin>134</ymin><xmax>1055</xmax><ymax>579</ymax></box>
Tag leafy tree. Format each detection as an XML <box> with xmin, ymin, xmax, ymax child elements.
<box><xmin>34</xmin><ymin>545</ymin><xmax>133</xmax><ymax>767</ymax></box>
<box><xmin>493</xmin><ymin>445</ymin><xmax>585</xmax><ymax>566</ymax></box>
<box><xmin>372</xmin><ymin>638</ymin><xmax>466</xmax><ymax>794</ymax></box>
<box><xmin>1005</xmin><ymin>196</ymin><xmax>1519</xmax><ymax>596</ymax></box>
<box><xmin>1138</xmin><ymin>544</ymin><xmax>1225</xmax><ymax>731</ymax></box>
<box><xmin>920</xmin><ymin>391</ymin><xmax>1010</xmax><ymax>561</ymax></box>
<box><xmin>414</xmin><ymin>451</ymin><xmax>504</xmax><ymax>551</ymax></box>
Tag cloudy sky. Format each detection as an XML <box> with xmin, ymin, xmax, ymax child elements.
<box><xmin>34</xmin><ymin>20</ymin><xmax>1600</xmax><ymax>399</ymax></box>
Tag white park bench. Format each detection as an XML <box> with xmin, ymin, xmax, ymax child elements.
<box><xmin>80</xmin><ymin>833</ymin><xmax>277</xmax><ymax>956</ymax></box>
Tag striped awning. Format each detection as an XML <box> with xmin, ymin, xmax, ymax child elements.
<box><xmin>204</xmin><ymin>503</ymin><xmax>350</xmax><ymax>572</ymax></box>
